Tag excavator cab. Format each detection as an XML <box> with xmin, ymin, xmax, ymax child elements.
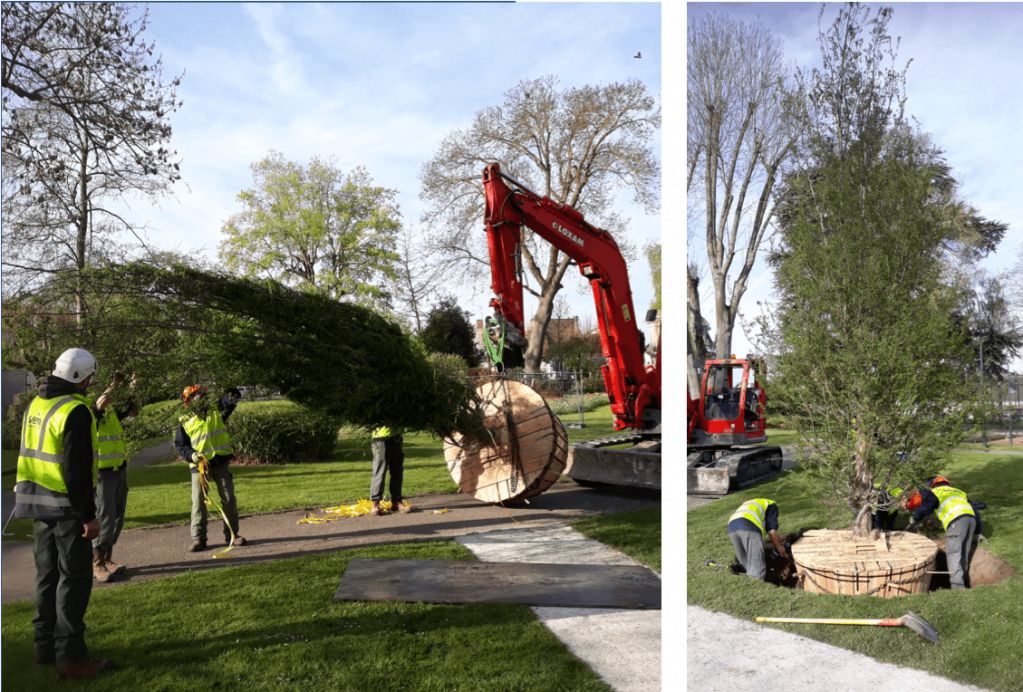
<box><xmin>687</xmin><ymin>357</ymin><xmax>781</xmax><ymax>495</ymax></box>
<box><xmin>692</xmin><ymin>358</ymin><xmax>768</xmax><ymax>447</ymax></box>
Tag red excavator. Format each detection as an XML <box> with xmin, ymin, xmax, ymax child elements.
<box><xmin>687</xmin><ymin>356</ymin><xmax>783</xmax><ymax>494</ymax></box>
<box><xmin>481</xmin><ymin>162</ymin><xmax>661</xmax><ymax>488</ymax></box>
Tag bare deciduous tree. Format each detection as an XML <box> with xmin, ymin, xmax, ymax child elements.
<box><xmin>2</xmin><ymin>2</ymin><xmax>182</xmax><ymax>320</ymax></box>
<box><xmin>687</xmin><ymin>14</ymin><xmax>796</xmax><ymax>386</ymax></box>
<box><xmin>420</xmin><ymin>75</ymin><xmax>659</xmax><ymax>372</ymax></box>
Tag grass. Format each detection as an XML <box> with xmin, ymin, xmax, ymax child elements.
<box><xmin>3</xmin><ymin>406</ymin><xmax>624</xmax><ymax>541</ymax></box>
<box><xmin>1</xmin><ymin>485</ymin><xmax>658</xmax><ymax>690</ymax></box>
<box><xmin>574</xmin><ymin>507</ymin><xmax>660</xmax><ymax>571</ymax></box>
<box><xmin>0</xmin><ymin>541</ymin><xmax>612</xmax><ymax>691</ymax></box>
<box><xmin>687</xmin><ymin>448</ymin><xmax>1023</xmax><ymax>691</ymax></box>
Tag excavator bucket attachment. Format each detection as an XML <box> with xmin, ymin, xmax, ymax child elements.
<box><xmin>568</xmin><ymin>437</ymin><xmax>660</xmax><ymax>489</ymax></box>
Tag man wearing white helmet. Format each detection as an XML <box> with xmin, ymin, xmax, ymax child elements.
<box><xmin>14</xmin><ymin>348</ymin><xmax>116</xmax><ymax>678</ymax></box>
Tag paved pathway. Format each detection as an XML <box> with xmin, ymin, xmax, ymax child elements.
<box><xmin>2</xmin><ymin>483</ymin><xmax>657</xmax><ymax>603</ymax></box>
<box><xmin>458</xmin><ymin>525</ymin><xmax>659</xmax><ymax>692</ymax></box>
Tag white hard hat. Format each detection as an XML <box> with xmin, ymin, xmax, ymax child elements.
<box><xmin>52</xmin><ymin>348</ymin><xmax>98</xmax><ymax>383</ymax></box>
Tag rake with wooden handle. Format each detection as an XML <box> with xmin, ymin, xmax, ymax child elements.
<box><xmin>755</xmin><ymin>612</ymin><xmax>939</xmax><ymax>644</ymax></box>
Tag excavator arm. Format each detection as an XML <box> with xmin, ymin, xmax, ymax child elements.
<box><xmin>482</xmin><ymin>163</ymin><xmax>659</xmax><ymax>431</ymax></box>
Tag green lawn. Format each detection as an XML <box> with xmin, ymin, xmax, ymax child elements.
<box><xmin>688</xmin><ymin>449</ymin><xmax>1023</xmax><ymax>692</ymax></box>
<box><xmin>0</xmin><ymin>541</ymin><xmax>611</xmax><ymax>691</ymax></box>
<box><xmin>574</xmin><ymin>507</ymin><xmax>660</xmax><ymax>571</ymax></box>
<box><xmin>1</xmin><ymin>494</ymin><xmax>657</xmax><ymax>690</ymax></box>
<box><xmin>3</xmin><ymin>405</ymin><xmax>624</xmax><ymax>541</ymax></box>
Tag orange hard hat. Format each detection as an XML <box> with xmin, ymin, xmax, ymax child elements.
<box><xmin>929</xmin><ymin>475</ymin><xmax>950</xmax><ymax>488</ymax></box>
<box><xmin>904</xmin><ymin>489</ymin><xmax>923</xmax><ymax>510</ymax></box>
<box><xmin>182</xmin><ymin>384</ymin><xmax>207</xmax><ymax>404</ymax></box>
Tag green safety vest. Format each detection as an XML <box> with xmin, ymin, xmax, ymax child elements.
<box><xmin>931</xmin><ymin>485</ymin><xmax>975</xmax><ymax>530</ymax></box>
<box><xmin>180</xmin><ymin>407</ymin><xmax>233</xmax><ymax>464</ymax></box>
<box><xmin>373</xmin><ymin>426</ymin><xmax>402</xmax><ymax>439</ymax></box>
<box><xmin>15</xmin><ymin>393</ymin><xmax>97</xmax><ymax>516</ymax></box>
<box><xmin>728</xmin><ymin>498</ymin><xmax>775</xmax><ymax>537</ymax></box>
<box><xmin>96</xmin><ymin>410</ymin><xmax>127</xmax><ymax>470</ymax></box>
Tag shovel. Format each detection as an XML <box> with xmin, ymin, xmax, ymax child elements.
<box><xmin>755</xmin><ymin>612</ymin><xmax>939</xmax><ymax>644</ymax></box>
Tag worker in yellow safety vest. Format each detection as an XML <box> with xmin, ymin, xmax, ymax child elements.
<box><xmin>90</xmin><ymin>371</ymin><xmax>138</xmax><ymax>583</ymax></box>
<box><xmin>14</xmin><ymin>348</ymin><xmax>116</xmax><ymax>678</ymax></box>
<box><xmin>726</xmin><ymin>498</ymin><xmax>788</xmax><ymax>580</ymax></box>
<box><xmin>370</xmin><ymin>426</ymin><xmax>409</xmax><ymax>515</ymax></box>
<box><xmin>903</xmin><ymin>475</ymin><xmax>978</xmax><ymax>589</ymax></box>
<box><xmin>174</xmin><ymin>385</ymin><xmax>246</xmax><ymax>551</ymax></box>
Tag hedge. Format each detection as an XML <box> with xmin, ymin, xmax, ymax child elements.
<box><xmin>227</xmin><ymin>400</ymin><xmax>342</xmax><ymax>464</ymax></box>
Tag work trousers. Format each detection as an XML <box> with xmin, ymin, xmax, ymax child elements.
<box><xmin>191</xmin><ymin>463</ymin><xmax>240</xmax><ymax>542</ymax></box>
<box><xmin>728</xmin><ymin>528</ymin><xmax>766</xmax><ymax>580</ymax></box>
<box><xmin>370</xmin><ymin>436</ymin><xmax>404</xmax><ymax>503</ymax></box>
<box><xmin>93</xmin><ymin>465</ymin><xmax>128</xmax><ymax>551</ymax></box>
<box><xmin>945</xmin><ymin>515</ymin><xmax>977</xmax><ymax>590</ymax></box>
<box><xmin>32</xmin><ymin>518</ymin><xmax>93</xmax><ymax>665</ymax></box>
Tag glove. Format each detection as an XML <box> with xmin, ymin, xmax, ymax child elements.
<box><xmin>906</xmin><ymin>517</ymin><xmax>918</xmax><ymax>531</ymax></box>
<box><xmin>977</xmin><ymin>533</ymin><xmax>988</xmax><ymax>544</ymax></box>
<box><xmin>191</xmin><ymin>452</ymin><xmax>202</xmax><ymax>464</ymax></box>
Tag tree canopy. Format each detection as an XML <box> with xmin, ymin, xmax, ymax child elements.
<box><xmin>219</xmin><ymin>152</ymin><xmax>402</xmax><ymax>310</ymax></box>
<box><xmin>419</xmin><ymin>297</ymin><xmax>481</xmax><ymax>367</ymax></box>
<box><xmin>770</xmin><ymin>4</ymin><xmax>980</xmax><ymax>533</ymax></box>
<box><xmin>2</xmin><ymin>2</ymin><xmax>181</xmax><ymax>310</ymax></box>
<box><xmin>420</xmin><ymin>75</ymin><xmax>659</xmax><ymax>372</ymax></box>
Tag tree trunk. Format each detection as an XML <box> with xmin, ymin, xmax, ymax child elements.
<box><xmin>524</xmin><ymin>287</ymin><xmax>558</xmax><ymax>373</ymax></box>
<box><xmin>850</xmin><ymin>428</ymin><xmax>875</xmax><ymax>537</ymax></box>
<box><xmin>687</xmin><ymin>268</ymin><xmax>707</xmax><ymax>394</ymax></box>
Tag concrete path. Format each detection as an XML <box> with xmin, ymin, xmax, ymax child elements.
<box><xmin>2</xmin><ymin>483</ymin><xmax>657</xmax><ymax>603</ymax></box>
<box><xmin>687</xmin><ymin>606</ymin><xmax>986</xmax><ymax>691</ymax></box>
<box><xmin>458</xmin><ymin>525</ymin><xmax>660</xmax><ymax>692</ymax></box>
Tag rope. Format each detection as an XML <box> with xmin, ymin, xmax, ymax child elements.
<box><xmin>297</xmin><ymin>499</ymin><xmax>429</xmax><ymax>524</ymax></box>
<box><xmin>197</xmin><ymin>458</ymin><xmax>237</xmax><ymax>559</ymax></box>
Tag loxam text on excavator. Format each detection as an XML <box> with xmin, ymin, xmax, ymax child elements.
<box><xmin>479</xmin><ymin>162</ymin><xmax>661</xmax><ymax>489</ymax></box>
<box><xmin>687</xmin><ymin>356</ymin><xmax>783</xmax><ymax>495</ymax></box>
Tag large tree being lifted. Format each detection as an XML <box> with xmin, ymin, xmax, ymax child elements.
<box><xmin>75</xmin><ymin>262</ymin><xmax>484</xmax><ymax>438</ymax></box>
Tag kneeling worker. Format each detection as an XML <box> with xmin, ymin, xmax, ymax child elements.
<box><xmin>727</xmin><ymin>498</ymin><xmax>787</xmax><ymax>580</ymax></box>
<box><xmin>903</xmin><ymin>475</ymin><xmax>977</xmax><ymax>589</ymax></box>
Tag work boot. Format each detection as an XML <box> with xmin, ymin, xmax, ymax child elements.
<box><xmin>370</xmin><ymin>502</ymin><xmax>382</xmax><ymax>516</ymax></box>
<box><xmin>189</xmin><ymin>539</ymin><xmax>207</xmax><ymax>552</ymax></box>
<box><xmin>56</xmin><ymin>658</ymin><xmax>116</xmax><ymax>679</ymax></box>
<box><xmin>93</xmin><ymin>548</ymin><xmax>113</xmax><ymax>583</ymax></box>
<box><xmin>392</xmin><ymin>500</ymin><xmax>411</xmax><ymax>513</ymax></box>
<box><xmin>229</xmin><ymin>535</ymin><xmax>247</xmax><ymax>546</ymax></box>
<box><xmin>105</xmin><ymin>546</ymin><xmax>126</xmax><ymax>575</ymax></box>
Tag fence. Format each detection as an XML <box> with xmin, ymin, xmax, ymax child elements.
<box><xmin>468</xmin><ymin>371</ymin><xmax>588</xmax><ymax>429</ymax></box>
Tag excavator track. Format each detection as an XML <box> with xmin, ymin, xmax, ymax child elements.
<box><xmin>687</xmin><ymin>445</ymin><xmax>783</xmax><ymax>496</ymax></box>
<box><xmin>569</xmin><ymin>433</ymin><xmax>661</xmax><ymax>490</ymax></box>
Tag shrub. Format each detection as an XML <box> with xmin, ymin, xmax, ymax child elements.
<box><xmin>2</xmin><ymin>391</ymin><xmax>33</xmax><ymax>450</ymax></box>
<box><xmin>228</xmin><ymin>400</ymin><xmax>342</xmax><ymax>464</ymax></box>
<box><xmin>547</xmin><ymin>393</ymin><xmax>609</xmax><ymax>416</ymax></box>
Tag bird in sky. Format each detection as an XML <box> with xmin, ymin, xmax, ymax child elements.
<box><xmin>634</xmin><ymin>51</ymin><xmax>642</xmax><ymax>59</ymax></box>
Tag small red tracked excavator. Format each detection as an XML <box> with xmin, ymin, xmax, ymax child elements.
<box><xmin>687</xmin><ymin>356</ymin><xmax>783</xmax><ymax>494</ymax></box>
<box><xmin>481</xmin><ymin>163</ymin><xmax>661</xmax><ymax>489</ymax></box>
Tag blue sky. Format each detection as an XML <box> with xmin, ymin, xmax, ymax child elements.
<box><xmin>687</xmin><ymin>2</ymin><xmax>1023</xmax><ymax>370</ymax></box>
<box><xmin>121</xmin><ymin>1</ymin><xmax>662</xmax><ymax>332</ymax></box>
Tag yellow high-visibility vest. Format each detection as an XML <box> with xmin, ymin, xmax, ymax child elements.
<box><xmin>96</xmin><ymin>410</ymin><xmax>127</xmax><ymax>470</ymax></box>
<box><xmin>15</xmin><ymin>394</ymin><xmax>97</xmax><ymax>515</ymax></box>
<box><xmin>180</xmin><ymin>407</ymin><xmax>233</xmax><ymax>464</ymax></box>
<box><xmin>728</xmin><ymin>498</ymin><xmax>775</xmax><ymax>537</ymax></box>
<box><xmin>931</xmin><ymin>485</ymin><xmax>975</xmax><ymax>530</ymax></box>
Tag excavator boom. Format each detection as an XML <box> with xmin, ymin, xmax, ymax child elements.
<box><xmin>481</xmin><ymin>163</ymin><xmax>661</xmax><ymax>489</ymax></box>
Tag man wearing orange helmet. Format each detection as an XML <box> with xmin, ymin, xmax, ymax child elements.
<box><xmin>903</xmin><ymin>475</ymin><xmax>978</xmax><ymax>589</ymax></box>
<box><xmin>174</xmin><ymin>385</ymin><xmax>245</xmax><ymax>552</ymax></box>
